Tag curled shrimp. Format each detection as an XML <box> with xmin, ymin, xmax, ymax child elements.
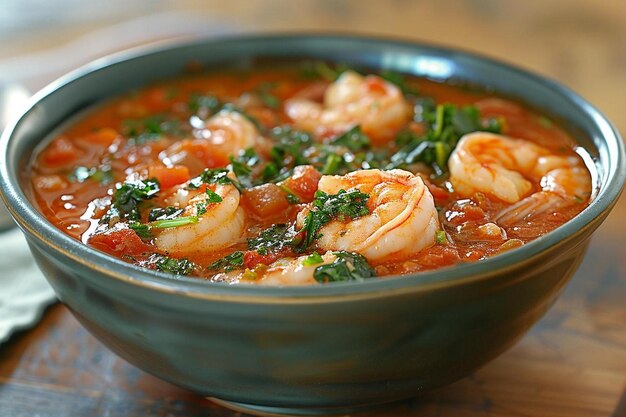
<box><xmin>154</xmin><ymin>173</ymin><xmax>245</xmax><ymax>256</ymax></box>
<box><xmin>197</xmin><ymin>109</ymin><xmax>259</xmax><ymax>155</ymax></box>
<box><xmin>448</xmin><ymin>132</ymin><xmax>591</xmax><ymax>226</ymax></box>
<box><xmin>297</xmin><ymin>169</ymin><xmax>440</xmax><ymax>262</ymax></box>
<box><xmin>257</xmin><ymin>252</ymin><xmax>339</xmax><ymax>286</ymax></box>
<box><xmin>163</xmin><ymin>110</ymin><xmax>260</xmax><ymax>169</ymax></box>
<box><xmin>285</xmin><ymin>70</ymin><xmax>411</xmax><ymax>143</ymax></box>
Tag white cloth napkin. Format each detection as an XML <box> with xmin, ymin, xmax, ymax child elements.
<box><xmin>0</xmin><ymin>228</ymin><xmax>56</xmax><ymax>343</ymax></box>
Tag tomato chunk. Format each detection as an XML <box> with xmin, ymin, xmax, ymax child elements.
<box><xmin>281</xmin><ymin>165</ymin><xmax>321</xmax><ymax>202</ymax></box>
<box><xmin>81</xmin><ymin>128</ymin><xmax>119</xmax><ymax>146</ymax></box>
<box><xmin>148</xmin><ymin>165</ymin><xmax>190</xmax><ymax>189</ymax></box>
<box><xmin>244</xmin><ymin>250</ymin><xmax>290</xmax><ymax>269</ymax></box>
<box><xmin>242</xmin><ymin>183</ymin><xmax>290</xmax><ymax>217</ymax></box>
<box><xmin>40</xmin><ymin>137</ymin><xmax>81</xmax><ymax>166</ymax></box>
<box><xmin>89</xmin><ymin>228</ymin><xmax>151</xmax><ymax>257</ymax></box>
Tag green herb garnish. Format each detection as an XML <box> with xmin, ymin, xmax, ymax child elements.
<box><xmin>101</xmin><ymin>178</ymin><xmax>160</xmax><ymax>223</ymax></box>
<box><xmin>330</xmin><ymin>125</ymin><xmax>371</xmax><ymax>152</ymax></box>
<box><xmin>294</xmin><ymin>189</ymin><xmax>370</xmax><ymax>252</ymax></box>
<box><xmin>388</xmin><ymin>103</ymin><xmax>502</xmax><ymax>175</ymax></box>
<box><xmin>148</xmin><ymin>206</ymin><xmax>183</xmax><ymax>221</ymax></box>
<box><xmin>302</xmin><ymin>252</ymin><xmax>324</xmax><ymax>266</ymax></box>
<box><xmin>208</xmin><ymin>251</ymin><xmax>245</xmax><ymax>272</ymax></box>
<box><xmin>313</xmin><ymin>251</ymin><xmax>376</xmax><ymax>283</ymax></box>
<box><xmin>150</xmin><ymin>253</ymin><xmax>195</xmax><ymax>275</ymax></box>
<box><xmin>248</xmin><ymin>224</ymin><xmax>297</xmax><ymax>256</ymax></box>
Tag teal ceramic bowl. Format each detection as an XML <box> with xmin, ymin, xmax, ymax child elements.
<box><xmin>1</xmin><ymin>35</ymin><xmax>624</xmax><ymax>415</ymax></box>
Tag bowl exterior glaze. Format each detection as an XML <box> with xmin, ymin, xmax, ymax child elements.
<box><xmin>1</xmin><ymin>35</ymin><xmax>624</xmax><ymax>410</ymax></box>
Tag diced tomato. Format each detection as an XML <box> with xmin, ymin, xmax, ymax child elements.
<box><xmin>81</xmin><ymin>128</ymin><xmax>119</xmax><ymax>146</ymax></box>
<box><xmin>281</xmin><ymin>165</ymin><xmax>321</xmax><ymax>202</ymax></box>
<box><xmin>424</xmin><ymin>180</ymin><xmax>450</xmax><ymax>202</ymax></box>
<box><xmin>244</xmin><ymin>247</ymin><xmax>295</xmax><ymax>269</ymax></box>
<box><xmin>40</xmin><ymin>137</ymin><xmax>81</xmax><ymax>166</ymax></box>
<box><xmin>148</xmin><ymin>165</ymin><xmax>190</xmax><ymax>189</ymax></box>
<box><xmin>89</xmin><ymin>228</ymin><xmax>152</xmax><ymax>257</ymax></box>
<box><xmin>242</xmin><ymin>183</ymin><xmax>290</xmax><ymax>217</ymax></box>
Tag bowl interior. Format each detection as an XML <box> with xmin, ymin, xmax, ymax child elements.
<box><xmin>1</xmin><ymin>34</ymin><xmax>624</xmax><ymax>299</ymax></box>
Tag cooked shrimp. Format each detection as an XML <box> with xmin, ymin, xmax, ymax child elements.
<box><xmin>448</xmin><ymin>132</ymin><xmax>591</xmax><ymax>226</ymax></box>
<box><xmin>297</xmin><ymin>169</ymin><xmax>439</xmax><ymax>262</ymax></box>
<box><xmin>154</xmin><ymin>173</ymin><xmax>245</xmax><ymax>256</ymax></box>
<box><xmin>162</xmin><ymin>109</ymin><xmax>260</xmax><ymax>170</ymax></box>
<box><xmin>285</xmin><ymin>70</ymin><xmax>411</xmax><ymax>143</ymax></box>
<box><xmin>193</xmin><ymin>109</ymin><xmax>259</xmax><ymax>156</ymax></box>
<box><xmin>257</xmin><ymin>252</ymin><xmax>339</xmax><ymax>286</ymax></box>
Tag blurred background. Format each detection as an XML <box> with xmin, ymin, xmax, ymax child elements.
<box><xmin>1</xmin><ymin>0</ymin><xmax>624</xmax><ymax>132</ymax></box>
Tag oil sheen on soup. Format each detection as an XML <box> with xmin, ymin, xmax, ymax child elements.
<box><xmin>29</xmin><ymin>63</ymin><xmax>593</xmax><ymax>285</ymax></box>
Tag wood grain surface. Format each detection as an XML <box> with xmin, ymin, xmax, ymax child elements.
<box><xmin>1</xmin><ymin>1</ymin><xmax>625</xmax><ymax>416</ymax></box>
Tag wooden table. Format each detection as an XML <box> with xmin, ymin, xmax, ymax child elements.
<box><xmin>1</xmin><ymin>1</ymin><xmax>626</xmax><ymax>416</ymax></box>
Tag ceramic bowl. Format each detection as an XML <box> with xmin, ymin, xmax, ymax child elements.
<box><xmin>1</xmin><ymin>35</ymin><xmax>624</xmax><ymax>415</ymax></box>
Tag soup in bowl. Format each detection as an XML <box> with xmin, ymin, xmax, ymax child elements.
<box><xmin>0</xmin><ymin>35</ymin><xmax>624</xmax><ymax>414</ymax></box>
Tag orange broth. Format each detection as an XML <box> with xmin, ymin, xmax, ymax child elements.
<box><xmin>28</xmin><ymin>65</ymin><xmax>591</xmax><ymax>282</ymax></box>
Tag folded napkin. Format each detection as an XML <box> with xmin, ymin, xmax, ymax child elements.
<box><xmin>0</xmin><ymin>228</ymin><xmax>56</xmax><ymax>343</ymax></box>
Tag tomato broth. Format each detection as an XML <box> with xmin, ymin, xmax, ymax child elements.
<box><xmin>29</xmin><ymin>63</ymin><xmax>592</xmax><ymax>284</ymax></box>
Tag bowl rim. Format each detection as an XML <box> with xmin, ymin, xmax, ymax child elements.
<box><xmin>1</xmin><ymin>32</ymin><xmax>624</xmax><ymax>302</ymax></box>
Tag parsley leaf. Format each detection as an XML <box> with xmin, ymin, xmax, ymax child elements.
<box><xmin>102</xmin><ymin>178</ymin><xmax>160</xmax><ymax>223</ymax></box>
<box><xmin>208</xmin><ymin>251</ymin><xmax>245</xmax><ymax>272</ymax></box>
<box><xmin>294</xmin><ymin>189</ymin><xmax>370</xmax><ymax>252</ymax></box>
<box><xmin>302</xmin><ymin>252</ymin><xmax>323</xmax><ymax>266</ymax></box>
<box><xmin>247</xmin><ymin>224</ymin><xmax>298</xmax><ymax>256</ymax></box>
<box><xmin>313</xmin><ymin>251</ymin><xmax>376</xmax><ymax>283</ymax></box>
<box><xmin>188</xmin><ymin>168</ymin><xmax>241</xmax><ymax>191</ymax></box>
<box><xmin>330</xmin><ymin>125</ymin><xmax>371</xmax><ymax>152</ymax></box>
<box><xmin>388</xmin><ymin>102</ymin><xmax>502</xmax><ymax>175</ymax></box>
<box><xmin>148</xmin><ymin>206</ymin><xmax>183</xmax><ymax>221</ymax></box>
<box><xmin>149</xmin><ymin>253</ymin><xmax>195</xmax><ymax>275</ymax></box>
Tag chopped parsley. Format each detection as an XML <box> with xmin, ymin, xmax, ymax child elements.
<box><xmin>129</xmin><ymin>216</ymin><xmax>199</xmax><ymax>239</ymax></box>
<box><xmin>379</xmin><ymin>70</ymin><xmax>418</xmax><ymax>96</ymax></box>
<box><xmin>329</xmin><ymin>125</ymin><xmax>371</xmax><ymax>152</ymax></box>
<box><xmin>256</xmin><ymin>82</ymin><xmax>281</xmax><ymax>109</ymax></box>
<box><xmin>148</xmin><ymin>206</ymin><xmax>183</xmax><ymax>221</ymax></box>
<box><xmin>313</xmin><ymin>251</ymin><xmax>376</xmax><ymax>283</ymax></box>
<box><xmin>188</xmin><ymin>168</ymin><xmax>240</xmax><ymax>191</ymax></box>
<box><xmin>102</xmin><ymin>178</ymin><xmax>160</xmax><ymax>223</ymax></box>
<box><xmin>300</xmin><ymin>61</ymin><xmax>350</xmax><ymax>81</ymax></box>
<box><xmin>205</xmin><ymin>189</ymin><xmax>223</xmax><ymax>203</ymax></box>
<box><xmin>208</xmin><ymin>251</ymin><xmax>245</xmax><ymax>272</ymax></box>
<box><xmin>302</xmin><ymin>252</ymin><xmax>323</xmax><ymax>266</ymax></box>
<box><xmin>294</xmin><ymin>189</ymin><xmax>370</xmax><ymax>252</ymax></box>
<box><xmin>150</xmin><ymin>216</ymin><xmax>198</xmax><ymax>229</ymax></box>
<box><xmin>436</xmin><ymin>230</ymin><xmax>448</xmax><ymax>244</ymax></box>
<box><xmin>388</xmin><ymin>102</ymin><xmax>502</xmax><ymax>175</ymax></box>
<box><xmin>150</xmin><ymin>253</ymin><xmax>195</xmax><ymax>275</ymax></box>
<box><xmin>123</xmin><ymin>115</ymin><xmax>183</xmax><ymax>145</ymax></box>
<box><xmin>247</xmin><ymin>224</ymin><xmax>298</xmax><ymax>256</ymax></box>
<box><xmin>129</xmin><ymin>222</ymin><xmax>151</xmax><ymax>239</ymax></box>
